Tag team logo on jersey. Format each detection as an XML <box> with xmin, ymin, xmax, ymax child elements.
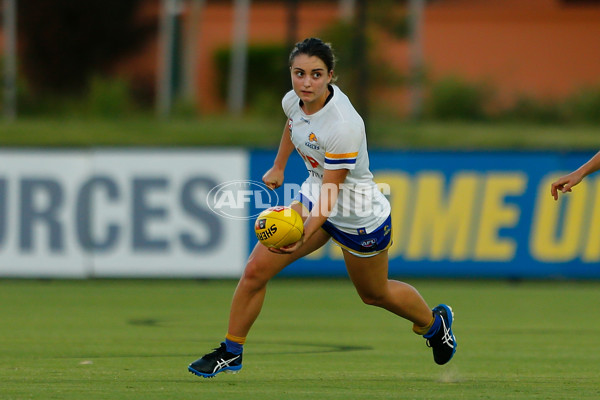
<box><xmin>305</xmin><ymin>132</ymin><xmax>320</xmax><ymax>150</ymax></box>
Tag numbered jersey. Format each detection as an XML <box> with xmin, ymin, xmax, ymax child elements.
<box><xmin>282</xmin><ymin>85</ymin><xmax>390</xmax><ymax>234</ymax></box>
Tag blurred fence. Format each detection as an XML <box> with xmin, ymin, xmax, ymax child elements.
<box><xmin>4</xmin><ymin>0</ymin><xmax>599</xmax><ymax>120</ymax></box>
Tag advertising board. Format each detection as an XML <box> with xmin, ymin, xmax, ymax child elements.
<box><xmin>0</xmin><ymin>150</ymin><xmax>248</xmax><ymax>277</ymax></box>
<box><xmin>2</xmin><ymin>149</ymin><xmax>598</xmax><ymax>279</ymax></box>
<box><xmin>250</xmin><ymin>150</ymin><xmax>600</xmax><ymax>279</ymax></box>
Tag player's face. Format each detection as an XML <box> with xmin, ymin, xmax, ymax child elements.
<box><xmin>290</xmin><ymin>54</ymin><xmax>333</xmax><ymax>114</ymax></box>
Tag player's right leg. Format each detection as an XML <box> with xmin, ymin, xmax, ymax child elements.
<box><xmin>188</xmin><ymin>203</ymin><xmax>331</xmax><ymax>378</ymax></box>
<box><xmin>227</xmin><ymin>227</ymin><xmax>330</xmax><ymax>340</ymax></box>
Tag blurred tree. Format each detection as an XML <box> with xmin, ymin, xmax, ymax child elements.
<box><xmin>18</xmin><ymin>0</ymin><xmax>155</xmax><ymax>95</ymax></box>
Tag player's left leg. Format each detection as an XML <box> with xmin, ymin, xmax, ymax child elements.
<box><xmin>342</xmin><ymin>249</ymin><xmax>432</xmax><ymax>325</ymax></box>
<box><xmin>343</xmin><ymin>249</ymin><xmax>456</xmax><ymax>365</ymax></box>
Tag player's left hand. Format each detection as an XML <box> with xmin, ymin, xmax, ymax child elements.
<box><xmin>268</xmin><ymin>234</ymin><xmax>304</xmax><ymax>254</ymax></box>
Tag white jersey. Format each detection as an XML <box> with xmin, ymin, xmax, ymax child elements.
<box><xmin>282</xmin><ymin>84</ymin><xmax>391</xmax><ymax>234</ymax></box>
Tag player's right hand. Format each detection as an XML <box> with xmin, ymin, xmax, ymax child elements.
<box><xmin>262</xmin><ymin>167</ymin><xmax>284</xmax><ymax>190</ymax></box>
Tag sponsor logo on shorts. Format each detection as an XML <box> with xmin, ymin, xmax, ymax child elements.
<box><xmin>361</xmin><ymin>238</ymin><xmax>377</xmax><ymax>248</ymax></box>
<box><xmin>383</xmin><ymin>225</ymin><xmax>391</xmax><ymax>236</ymax></box>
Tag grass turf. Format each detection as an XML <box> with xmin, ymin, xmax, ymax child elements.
<box><xmin>0</xmin><ymin>278</ymin><xmax>598</xmax><ymax>399</ymax></box>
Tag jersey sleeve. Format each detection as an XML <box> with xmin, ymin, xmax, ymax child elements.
<box><xmin>324</xmin><ymin>122</ymin><xmax>361</xmax><ymax>170</ymax></box>
<box><xmin>281</xmin><ymin>90</ymin><xmax>297</xmax><ymax>118</ymax></box>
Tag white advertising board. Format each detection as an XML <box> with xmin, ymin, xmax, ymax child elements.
<box><xmin>0</xmin><ymin>149</ymin><xmax>248</xmax><ymax>278</ymax></box>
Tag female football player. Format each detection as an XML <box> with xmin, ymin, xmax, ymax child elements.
<box><xmin>188</xmin><ymin>38</ymin><xmax>457</xmax><ymax>378</ymax></box>
<box><xmin>551</xmin><ymin>150</ymin><xmax>600</xmax><ymax>200</ymax></box>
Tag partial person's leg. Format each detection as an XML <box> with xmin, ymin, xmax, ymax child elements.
<box><xmin>188</xmin><ymin>203</ymin><xmax>331</xmax><ymax>377</ymax></box>
<box><xmin>342</xmin><ymin>249</ymin><xmax>432</xmax><ymax>327</ymax></box>
<box><xmin>227</xmin><ymin>225</ymin><xmax>330</xmax><ymax>338</ymax></box>
<box><xmin>343</xmin><ymin>249</ymin><xmax>457</xmax><ymax>365</ymax></box>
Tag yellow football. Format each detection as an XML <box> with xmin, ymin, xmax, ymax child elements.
<box><xmin>254</xmin><ymin>206</ymin><xmax>304</xmax><ymax>248</ymax></box>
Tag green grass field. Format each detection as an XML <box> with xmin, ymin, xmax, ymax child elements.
<box><xmin>0</xmin><ymin>278</ymin><xmax>598</xmax><ymax>400</ymax></box>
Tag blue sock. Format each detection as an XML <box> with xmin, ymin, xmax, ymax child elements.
<box><xmin>423</xmin><ymin>314</ymin><xmax>442</xmax><ymax>339</ymax></box>
<box><xmin>225</xmin><ymin>338</ymin><xmax>244</xmax><ymax>355</ymax></box>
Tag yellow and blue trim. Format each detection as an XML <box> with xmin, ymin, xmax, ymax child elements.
<box><xmin>324</xmin><ymin>151</ymin><xmax>358</xmax><ymax>168</ymax></box>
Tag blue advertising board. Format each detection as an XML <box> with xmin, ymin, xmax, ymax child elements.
<box><xmin>249</xmin><ymin>150</ymin><xmax>600</xmax><ymax>279</ymax></box>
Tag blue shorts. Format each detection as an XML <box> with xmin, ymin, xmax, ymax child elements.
<box><xmin>292</xmin><ymin>192</ymin><xmax>393</xmax><ymax>258</ymax></box>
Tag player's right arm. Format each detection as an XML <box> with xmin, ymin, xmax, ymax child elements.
<box><xmin>263</xmin><ymin>121</ymin><xmax>295</xmax><ymax>190</ymax></box>
<box><xmin>551</xmin><ymin>150</ymin><xmax>600</xmax><ymax>200</ymax></box>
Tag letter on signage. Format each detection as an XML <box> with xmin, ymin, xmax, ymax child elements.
<box><xmin>405</xmin><ymin>172</ymin><xmax>479</xmax><ymax>261</ymax></box>
<box><xmin>76</xmin><ymin>176</ymin><xmax>120</xmax><ymax>251</ymax></box>
<box><xmin>20</xmin><ymin>179</ymin><xmax>64</xmax><ymax>251</ymax></box>
<box><xmin>132</xmin><ymin>178</ymin><xmax>169</xmax><ymax>251</ymax></box>
<box><xmin>474</xmin><ymin>174</ymin><xmax>526</xmax><ymax>261</ymax></box>
<box><xmin>530</xmin><ymin>175</ymin><xmax>586</xmax><ymax>262</ymax></box>
<box><xmin>180</xmin><ymin>177</ymin><xmax>223</xmax><ymax>251</ymax></box>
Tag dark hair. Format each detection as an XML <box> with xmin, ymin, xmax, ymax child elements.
<box><xmin>289</xmin><ymin>37</ymin><xmax>336</xmax><ymax>73</ymax></box>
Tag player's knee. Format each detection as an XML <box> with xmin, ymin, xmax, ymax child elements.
<box><xmin>240</xmin><ymin>258</ymin><xmax>270</xmax><ymax>289</ymax></box>
<box><xmin>358</xmin><ymin>291</ymin><xmax>387</xmax><ymax>307</ymax></box>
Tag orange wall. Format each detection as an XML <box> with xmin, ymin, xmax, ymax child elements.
<box><xmin>177</xmin><ymin>0</ymin><xmax>600</xmax><ymax>113</ymax></box>
<box><xmin>423</xmin><ymin>0</ymin><xmax>600</xmax><ymax>103</ymax></box>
